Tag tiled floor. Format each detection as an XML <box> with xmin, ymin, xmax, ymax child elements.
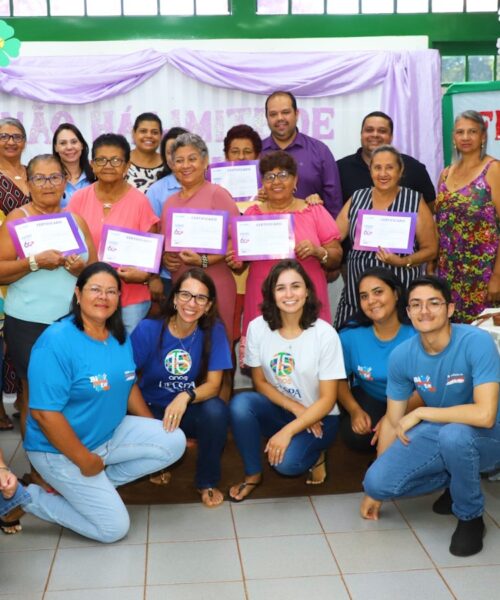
<box><xmin>2</xmin><ymin>412</ymin><xmax>500</xmax><ymax>599</ymax></box>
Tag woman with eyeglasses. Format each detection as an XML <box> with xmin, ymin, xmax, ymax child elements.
<box><xmin>161</xmin><ymin>133</ymin><xmax>240</xmax><ymax>341</ymax></box>
<box><xmin>0</xmin><ymin>118</ymin><xmax>30</xmax><ymax>431</ymax></box>
<box><xmin>131</xmin><ymin>268</ymin><xmax>232</xmax><ymax>507</ymax></box>
<box><xmin>0</xmin><ymin>154</ymin><xmax>95</xmax><ymax>473</ymax></box>
<box><xmin>68</xmin><ymin>133</ymin><xmax>159</xmax><ymax>334</ymax></box>
<box><xmin>227</xmin><ymin>150</ymin><xmax>342</xmax><ymax>361</ymax></box>
<box><xmin>21</xmin><ymin>262</ymin><xmax>186</xmax><ymax>543</ymax></box>
<box><xmin>52</xmin><ymin>123</ymin><xmax>95</xmax><ymax>208</ymax></box>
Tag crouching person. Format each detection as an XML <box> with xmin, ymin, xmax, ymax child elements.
<box><xmin>361</xmin><ymin>276</ymin><xmax>500</xmax><ymax>557</ymax></box>
<box><xmin>22</xmin><ymin>263</ymin><xmax>186</xmax><ymax>543</ymax></box>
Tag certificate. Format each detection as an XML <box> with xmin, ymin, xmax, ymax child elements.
<box><xmin>7</xmin><ymin>213</ymin><xmax>86</xmax><ymax>258</ymax></box>
<box><xmin>99</xmin><ymin>225</ymin><xmax>164</xmax><ymax>273</ymax></box>
<box><xmin>353</xmin><ymin>210</ymin><xmax>417</xmax><ymax>254</ymax></box>
<box><xmin>164</xmin><ymin>208</ymin><xmax>228</xmax><ymax>254</ymax></box>
<box><xmin>231</xmin><ymin>214</ymin><xmax>295</xmax><ymax>261</ymax></box>
<box><xmin>207</xmin><ymin>161</ymin><xmax>261</xmax><ymax>202</ymax></box>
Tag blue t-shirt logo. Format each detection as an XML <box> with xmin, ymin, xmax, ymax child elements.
<box><xmin>413</xmin><ymin>375</ymin><xmax>436</xmax><ymax>392</ymax></box>
<box><xmin>357</xmin><ymin>365</ymin><xmax>374</xmax><ymax>381</ymax></box>
<box><xmin>164</xmin><ymin>349</ymin><xmax>192</xmax><ymax>375</ymax></box>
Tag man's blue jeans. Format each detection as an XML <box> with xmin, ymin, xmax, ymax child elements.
<box><xmin>230</xmin><ymin>391</ymin><xmax>339</xmax><ymax>476</ymax></box>
<box><xmin>25</xmin><ymin>415</ymin><xmax>186</xmax><ymax>543</ymax></box>
<box><xmin>363</xmin><ymin>421</ymin><xmax>500</xmax><ymax>520</ymax></box>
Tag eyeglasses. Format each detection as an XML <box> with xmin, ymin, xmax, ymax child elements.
<box><xmin>407</xmin><ymin>300</ymin><xmax>447</xmax><ymax>313</ymax></box>
<box><xmin>84</xmin><ymin>285</ymin><xmax>120</xmax><ymax>298</ymax></box>
<box><xmin>93</xmin><ymin>157</ymin><xmax>125</xmax><ymax>167</ymax></box>
<box><xmin>29</xmin><ymin>173</ymin><xmax>65</xmax><ymax>188</ymax></box>
<box><xmin>263</xmin><ymin>170</ymin><xmax>291</xmax><ymax>183</ymax></box>
<box><xmin>0</xmin><ymin>133</ymin><xmax>25</xmax><ymax>143</ymax></box>
<box><xmin>176</xmin><ymin>290</ymin><xmax>210</xmax><ymax>306</ymax></box>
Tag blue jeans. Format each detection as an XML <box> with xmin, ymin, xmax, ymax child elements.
<box><xmin>230</xmin><ymin>391</ymin><xmax>339</xmax><ymax>476</ymax></box>
<box><xmin>122</xmin><ymin>301</ymin><xmax>151</xmax><ymax>335</ymax></box>
<box><xmin>0</xmin><ymin>481</ymin><xmax>31</xmax><ymax>518</ymax></box>
<box><xmin>150</xmin><ymin>397</ymin><xmax>228</xmax><ymax>489</ymax></box>
<box><xmin>25</xmin><ymin>416</ymin><xmax>186</xmax><ymax>543</ymax></box>
<box><xmin>363</xmin><ymin>421</ymin><xmax>500</xmax><ymax>520</ymax></box>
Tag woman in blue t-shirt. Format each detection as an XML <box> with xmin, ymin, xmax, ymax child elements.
<box><xmin>131</xmin><ymin>268</ymin><xmax>232</xmax><ymax>508</ymax></box>
<box><xmin>338</xmin><ymin>267</ymin><xmax>416</xmax><ymax>451</ymax></box>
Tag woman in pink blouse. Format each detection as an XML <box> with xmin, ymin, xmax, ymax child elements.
<box><xmin>227</xmin><ymin>151</ymin><xmax>343</xmax><ymax>359</ymax></box>
<box><xmin>68</xmin><ymin>134</ymin><xmax>159</xmax><ymax>334</ymax></box>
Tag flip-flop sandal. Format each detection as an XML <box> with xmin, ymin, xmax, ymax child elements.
<box><xmin>228</xmin><ymin>480</ymin><xmax>261</xmax><ymax>503</ymax></box>
<box><xmin>149</xmin><ymin>470</ymin><xmax>172</xmax><ymax>485</ymax></box>
<box><xmin>0</xmin><ymin>506</ymin><xmax>25</xmax><ymax>534</ymax></box>
<box><xmin>306</xmin><ymin>455</ymin><xmax>327</xmax><ymax>485</ymax></box>
<box><xmin>0</xmin><ymin>415</ymin><xmax>14</xmax><ymax>431</ymax></box>
<box><xmin>198</xmin><ymin>487</ymin><xmax>224</xmax><ymax>508</ymax></box>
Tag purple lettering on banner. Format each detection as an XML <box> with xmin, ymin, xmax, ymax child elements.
<box><xmin>298</xmin><ymin>109</ymin><xmax>309</xmax><ymax>136</ymax></box>
<box><xmin>91</xmin><ymin>110</ymin><xmax>114</xmax><ymax>140</ymax></box>
<box><xmin>29</xmin><ymin>103</ymin><xmax>51</xmax><ymax>144</ymax></box>
<box><xmin>215</xmin><ymin>109</ymin><xmax>225</xmax><ymax>143</ymax></box>
<box><xmin>1</xmin><ymin>111</ymin><xmax>24</xmax><ymax>122</ymax></box>
<box><xmin>312</xmin><ymin>107</ymin><xmax>334</xmax><ymax>140</ymax></box>
<box><xmin>117</xmin><ymin>105</ymin><xmax>133</xmax><ymax>138</ymax></box>
<box><xmin>185</xmin><ymin>110</ymin><xmax>212</xmax><ymax>142</ymax></box>
<box><xmin>51</xmin><ymin>111</ymin><xmax>75</xmax><ymax>132</ymax></box>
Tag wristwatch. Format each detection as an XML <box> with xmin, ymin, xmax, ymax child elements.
<box><xmin>28</xmin><ymin>255</ymin><xmax>39</xmax><ymax>272</ymax></box>
<box><xmin>186</xmin><ymin>388</ymin><xmax>196</xmax><ymax>404</ymax></box>
<box><xmin>200</xmin><ymin>254</ymin><xmax>209</xmax><ymax>269</ymax></box>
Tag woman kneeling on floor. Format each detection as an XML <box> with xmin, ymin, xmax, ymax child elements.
<box><xmin>229</xmin><ymin>259</ymin><xmax>346</xmax><ymax>502</ymax></box>
<box><xmin>22</xmin><ymin>262</ymin><xmax>186</xmax><ymax>543</ymax></box>
<box><xmin>131</xmin><ymin>268</ymin><xmax>232</xmax><ymax>508</ymax></box>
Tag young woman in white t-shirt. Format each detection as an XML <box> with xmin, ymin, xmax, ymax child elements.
<box><xmin>229</xmin><ymin>259</ymin><xmax>346</xmax><ymax>502</ymax></box>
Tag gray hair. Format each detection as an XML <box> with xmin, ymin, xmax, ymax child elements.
<box><xmin>26</xmin><ymin>153</ymin><xmax>65</xmax><ymax>178</ymax></box>
<box><xmin>0</xmin><ymin>117</ymin><xmax>27</xmax><ymax>139</ymax></box>
<box><xmin>170</xmin><ymin>133</ymin><xmax>209</xmax><ymax>160</ymax></box>
<box><xmin>370</xmin><ymin>144</ymin><xmax>404</xmax><ymax>172</ymax></box>
<box><xmin>453</xmin><ymin>110</ymin><xmax>487</xmax><ymax>160</ymax></box>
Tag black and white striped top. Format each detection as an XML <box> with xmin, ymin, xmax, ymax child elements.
<box><xmin>334</xmin><ymin>186</ymin><xmax>422</xmax><ymax>328</ymax></box>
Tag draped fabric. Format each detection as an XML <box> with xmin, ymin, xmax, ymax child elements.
<box><xmin>0</xmin><ymin>47</ymin><xmax>442</xmax><ymax>181</ymax></box>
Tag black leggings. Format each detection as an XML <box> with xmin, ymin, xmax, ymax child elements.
<box><xmin>339</xmin><ymin>386</ymin><xmax>387</xmax><ymax>452</ymax></box>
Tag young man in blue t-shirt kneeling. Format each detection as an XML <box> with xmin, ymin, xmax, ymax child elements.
<box><xmin>361</xmin><ymin>276</ymin><xmax>500</xmax><ymax>557</ymax></box>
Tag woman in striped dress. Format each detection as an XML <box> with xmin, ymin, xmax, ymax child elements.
<box><xmin>334</xmin><ymin>145</ymin><xmax>437</xmax><ymax>328</ymax></box>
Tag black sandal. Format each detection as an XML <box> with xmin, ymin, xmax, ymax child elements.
<box><xmin>228</xmin><ymin>479</ymin><xmax>262</xmax><ymax>503</ymax></box>
<box><xmin>0</xmin><ymin>506</ymin><xmax>25</xmax><ymax>534</ymax></box>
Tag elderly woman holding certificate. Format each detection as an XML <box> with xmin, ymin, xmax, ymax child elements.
<box><xmin>68</xmin><ymin>133</ymin><xmax>159</xmax><ymax>334</ymax></box>
<box><xmin>0</xmin><ymin>153</ymin><xmax>95</xmax><ymax>447</ymax></box>
<box><xmin>334</xmin><ymin>145</ymin><xmax>437</xmax><ymax>328</ymax></box>
<box><xmin>161</xmin><ymin>133</ymin><xmax>240</xmax><ymax>341</ymax></box>
<box><xmin>228</xmin><ymin>150</ymin><xmax>342</xmax><ymax>358</ymax></box>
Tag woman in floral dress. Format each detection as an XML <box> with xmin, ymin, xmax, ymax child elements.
<box><xmin>435</xmin><ymin>110</ymin><xmax>500</xmax><ymax>323</ymax></box>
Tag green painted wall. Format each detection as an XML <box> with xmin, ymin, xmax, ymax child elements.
<box><xmin>4</xmin><ymin>5</ymin><xmax>498</xmax><ymax>48</ymax></box>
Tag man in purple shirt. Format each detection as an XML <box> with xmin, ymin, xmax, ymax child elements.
<box><xmin>261</xmin><ymin>91</ymin><xmax>343</xmax><ymax>218</ymax></box>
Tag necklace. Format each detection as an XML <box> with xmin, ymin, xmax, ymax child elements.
<box><xmin>269</xmin><ymin>198</ymin><xmax>295</xmax><ymax>213</ymax></box>
<box><xmin>30</xmin><ymin>202</ymin><xmax>49</xmax><ymax>215</ymax></box>
<box><xmin>0</xmin><ymin>164</ymin><xmax>25</xmax><ymax>182</ymax></box>
<box><xmin>103</xmin><ymin>203</ymin><xmax>113</xmax><ymax>209</ymax></box>
<box><xmin>172</xmin><ymin>320</ymin><xmax>198</xmax><ymax>354</ymax></box>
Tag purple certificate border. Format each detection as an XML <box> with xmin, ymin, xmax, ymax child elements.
<box><xmin>7</xmin><ymin>212</ymin><xmax>86</xmax><ymax>259</ymax></box>
<box><xmin>231</xmin><ymin>214</ymin><xmax>295</xmax><ymax>261</ymax></box>
<box><xmin>353</xmin><ymin>209</ymin><xmax>417</xmax><ymax>254</ymax></box>
<box><xmin>206</xmin><ymin>160</ymin><xmax>261</xmax><ymax>201</ymax></box>
<box><xmin>98</xmin><ymin>224</ymin><xmax>164</xmax><ymax>273</ymax></box>
<box><xmin>164</xmin><ymin>208</ymin><xmax>229</xmax><ymax>254</ymax></box>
